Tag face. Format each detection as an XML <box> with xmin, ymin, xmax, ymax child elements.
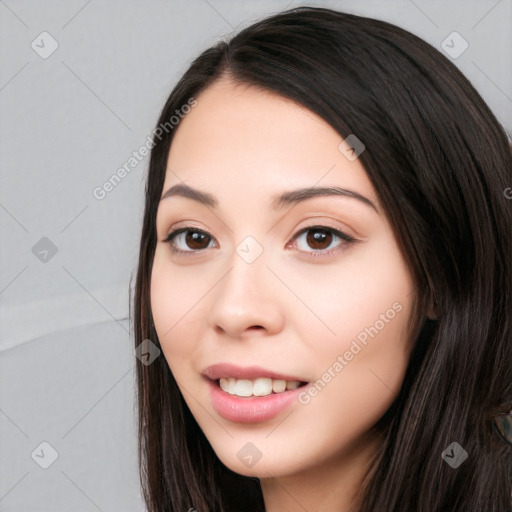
<box><xmin>151</xmin><ymin>77</ymin><xmax>416</xmax><ymax>479</ymax></box>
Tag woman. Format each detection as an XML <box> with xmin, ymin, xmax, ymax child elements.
<box><xmin>132</xmin><ymin>6</ymin><xmax>512</xmax><ymax>511</ymax></box>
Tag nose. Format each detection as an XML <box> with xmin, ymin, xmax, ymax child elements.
<box><xmin>209</xmin><ymin>250</ymin><xmax>285</xmax><ymax>339</ymax></box>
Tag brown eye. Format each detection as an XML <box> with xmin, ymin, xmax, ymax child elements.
<box><xmin>163</xmin><ymin>225</ymin><xmax>356</xmax><ymax>257</ymax></box>
<box><xmin>306</xmin><ymin>228</ymin><xmax>333</xmax><ymax>250</ymax></box>
<box><xmin>293</xmin><ymin>225</ymin><xmax>356</xmax><ymax>256</ymax></box>
<box><xmin>185</xmin><ymin>230</ymin><xmax>211</xmax><ymax>250</ymax></box>
<box><xmin>164</xmin><ymin>228</ymin><xmax>215</xmax><ymax>253</ymax></box>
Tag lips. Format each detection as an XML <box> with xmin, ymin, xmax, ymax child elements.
<box><xmin>202</xmin><ymin>362</ymin><xmax>306</xmax><ymax>382</ymax></box>
<box><xmin>203</xmin><ymin>363</ymin><xmax>310</xmax><ymax>423</ymax></box>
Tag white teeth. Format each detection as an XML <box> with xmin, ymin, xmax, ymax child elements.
<box><xmin>234</xmin><ymin>379</ymin><xmax>253</xmax><ymax>397</ymax></box>
<box><xmin>253</xmin><ymin>378</ymin><xmax>273</xmax><ymax>396</ymax></box>
<box><xmin>272</xmin><ymin>379</ymin><xmax>286</xmax><ymax>393</ymax></box>
<box><xmin>219</xmin><ymin>378</ymin><xmax>229</xmax><ymax>392</ymax></box>
<box><xmin>218</xmin><ymin>377</ymin><xmax>303</xmax><ymax>397</ymax></box>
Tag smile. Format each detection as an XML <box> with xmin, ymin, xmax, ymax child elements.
<box><xmin>218</xmin><ymin>377</ymin><xmax>304</xmax><ymax>397</ymax></box>
<box><xmin>202</xmin><ymin>363</ymin><xmax>310</xmax><ymax>423</ymax></box>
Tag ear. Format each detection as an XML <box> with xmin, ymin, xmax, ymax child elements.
<box><xmin>427</xmin><ymin>296</ymin><xmax>439</xmax><ymax>320</ymax></box>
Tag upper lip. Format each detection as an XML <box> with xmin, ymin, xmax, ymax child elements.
<box><xmin>202</xmin><ymin>363</ymin><xmax>307</xmax><ymax>382</ymax></box>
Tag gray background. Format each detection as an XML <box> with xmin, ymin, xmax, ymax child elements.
<box><xmin>0</xmin><ymin>1</ymin><xmax>510</xmax><ymax>511</ymax></box>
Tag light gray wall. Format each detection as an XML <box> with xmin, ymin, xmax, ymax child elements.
<box><xmin>1</xmin><ymin>1</ymin><xmax>510</xmax><ymax>510</ymax></box>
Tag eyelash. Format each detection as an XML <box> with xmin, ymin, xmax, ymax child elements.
<box><xmin>162</xmin><ymin>224</ymin><xmax>357</xmax><ymax>259</ymax></box>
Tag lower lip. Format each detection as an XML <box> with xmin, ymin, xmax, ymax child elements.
<box><xmin>206</xmin><ymin>378</ymin><xmax>307</xmax><ymax>423</ymax></box>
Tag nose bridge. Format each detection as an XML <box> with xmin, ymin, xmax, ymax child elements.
<box><xmin>234</xmin><ymin>233</ymin><xmax>266</xmax><ymax>266</ymax></box>
<box><xmin>221</xmin><ymin>235</ymin><xmax>270</xmax><ymax>303</ymax></box>
<box><xmin>209</xmin><ymin>234</ymin><xmax>284</xmax><ymax>336</ymax></box>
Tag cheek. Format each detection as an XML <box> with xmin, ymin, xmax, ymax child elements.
<box><xmin>150</xmin><ymin>249</ymin><xmax>208</xmax><ymax>362</ymax></box>
<box><xmin>282</xmin><ymin>295</ymin><xmax>412</xmax><ymax>471</ymax></box>
<box><xmin>278</xmin><ymin>234</ymin><xmax>413</xmax><ymax>360</ymax></box>
<box><xmin>308</xmin><ymin>304</ymin><xmax>410</xmax><ymax>425</ymax></box>
<box><xmin>278</xmin><ymin>232</ymin><xmax>414</xmax><ymax>424</ymax></box>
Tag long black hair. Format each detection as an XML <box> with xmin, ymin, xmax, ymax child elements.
<box><xmin>132</xmin><ymin>6</ymin><xmax>512</xmax><ymax>511</ymax></box>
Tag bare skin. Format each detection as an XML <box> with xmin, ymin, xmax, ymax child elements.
<box><xmin>151</xmin><ymin>76</ymin><xmax>416</xmax><ymax>511</ymax></box>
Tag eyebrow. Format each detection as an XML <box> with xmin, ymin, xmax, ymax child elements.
<box><xmin>160</xmin><ymin>183</ymin><xmax>378</xmax><ymax>213</ymax></box>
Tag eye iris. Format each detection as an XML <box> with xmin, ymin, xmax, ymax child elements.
<box><xmin>307</xmin><ymin>229</ymin><xmax>332</xmax><ymax>250</ymax></box>
<box><xmin>186</xmin><ymin>231</ymin><xmax>210</xmax><ymax>249</ymax></box>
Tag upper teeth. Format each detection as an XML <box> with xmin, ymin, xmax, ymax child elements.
<box><xmin>219</xmin><ymin>377</ymin><xmax>301</xmax><ymax>397</ymax></box>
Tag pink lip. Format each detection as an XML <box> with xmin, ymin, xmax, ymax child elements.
<box><xmin>206</xmin><ymin>378</ymin><xmax>308</xmax><ymax>423</ymax></box>
<box><xmin>202</xmin><ymin>363</ymin><xmax>306</xmax><ymax>382</ymax></box>
<box><xmin>202</xmin><ymin>363</ymin><xmax>309</xmax><ymax>423</ymax></box>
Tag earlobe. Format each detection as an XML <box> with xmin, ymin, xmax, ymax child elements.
<box><xmin>427</xmin><ymin>308</ymin><xmax>437</xmax><ymax>321</ymax></box>
<box><xmin>427</xmin><ymin>297</ymin><xmax>439</xmax><ymax>320</ymax></box>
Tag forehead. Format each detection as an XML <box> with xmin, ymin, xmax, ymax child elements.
<box><xmin>164</xmin><ymin>77</ymin><xmax>376</xmax><ymax>207</ymax></box>
<box><xmin>170</xmin><ymin>77</ymin><xmax>331</xmax><ymax>151</ymax></box>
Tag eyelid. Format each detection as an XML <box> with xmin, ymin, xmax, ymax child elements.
<box><xmin>162</xmin><ymin>227</ymin><xmax>218</xmax><ymax>254</ymax></box>
<box><xmin>293</xmin><ymin>222</ymin><xmax>356</xmax><ymax>242</ymax></box>
<box><xmin>162</xmin><ymin>222</ymin><xmax>358</xmax><ymax>257</ymax></box>
<box><xmin>288</xmin><ymin>223</ymin><xmax>356</xmax><ymax>257</ymax></box>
